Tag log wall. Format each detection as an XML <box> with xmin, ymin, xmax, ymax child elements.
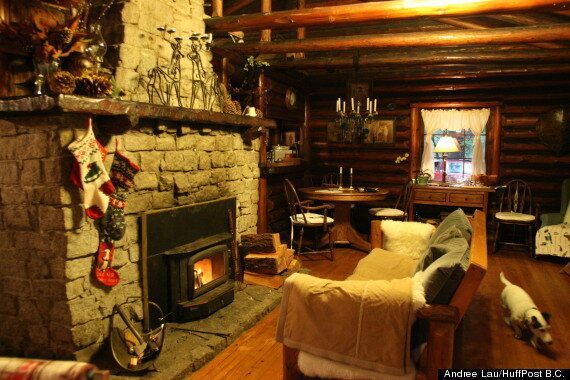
<box><xmin>308</xmin><ymin>91</ymin><xmax>570</xmax><ymax>213</ymax></box>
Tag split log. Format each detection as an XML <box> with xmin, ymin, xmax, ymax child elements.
<box><xmin>240</xmin><ymin>233</ymin><xmax>281</xmax><ymax>254</ymax></box>
<box><xmin>244</xmin><ymin>244</ymin><xmax>294</xmax><ymax>274</ymax></box>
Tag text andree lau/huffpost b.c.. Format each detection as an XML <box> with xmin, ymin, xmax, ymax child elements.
<box><xmin>442</xmin><ymin>369</ymin><xmax>566</xmax><ymax>378</ymax></box>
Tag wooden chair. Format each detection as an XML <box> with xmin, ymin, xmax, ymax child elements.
<box><xmin>493</xmin><ymin>179</ymin><xmax>537</xmax><ymax>257</ymax></box>
<box><xmin>368</xmin><ymin>180</ymin><xmax>414</xmax><ymax>221</ymax></box>
<box><xmin>284</xmin><ymin>179</ymin><xmax>335</xmax><ymax>261</ymax></box>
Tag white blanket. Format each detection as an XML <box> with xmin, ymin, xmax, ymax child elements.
<box><xmin>536</xmin><ymin>223</ymin><xmax>570</xmax><ymax>258</ymax></box>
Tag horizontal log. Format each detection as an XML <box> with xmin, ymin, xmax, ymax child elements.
<box><xmin>216</xmin><ymin>24</ymin><xmax>570</xmax><ymax>54</ymax></box>
<box><xmin>501</xmin><ymin>154</ymin><xmax>570</xmax><ymax>164</ymax></box>
<box><xmin>501</xmin><ymin>142</ymin><xmax>550</xmax><ymax>151</ymax></box>
<box><xmin>267</xmin><ymin>48</ymin><xmax>570</xmax><ymax>69</ymax></box>
<box><xmin>502</xmin><ymin>130</ymin><xmax>538</xmax><ymax>139</ymax></box>
<box><xmin>502</xmin><ymin>116</ymin><xmax>539</xmax><ymax>126</ymax></box>
<box><xmin>205</xmin><ymin>0</ymin><xmax>570</xmax><ymax>32</ymax></box>
<box><xmin>501</xmin><ymin>167</ymin><xmax>568</xmax><ymax>178</ymax></box>
<box><xmin>503</xmin><ymin>105</ymin><xmax>555</xmax><ymax>114</ymax></box>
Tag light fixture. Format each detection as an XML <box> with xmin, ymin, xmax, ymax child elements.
<box><xmin>434</xmin><ymin>135</ymin><xmax>460</xmax><ymax>183</ymax></box>
<box><xmin>334</xmin><ymin>97</ymin><xmax>379</xmax><ymax>143</ymax></box>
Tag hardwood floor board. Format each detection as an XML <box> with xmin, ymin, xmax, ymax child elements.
<box><xmin>191</xmin><ymin>246</ymin><xmax>569</xmax><ymax>379</ymax></box>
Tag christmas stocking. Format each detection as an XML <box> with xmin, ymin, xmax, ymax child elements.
<box><xmin>98</xmin><ymin>151</ymin><xmax>140</xmax><ymax>241</ymax></box>
<box><xmin>68</xmin><ymin>119</ymin><xmax>115</xmax><ymax>219</ymax></box>
<box><xmin>94</xmin><ymin>240</ymin><xmax>120</xmax><ymax>287</ymax></box>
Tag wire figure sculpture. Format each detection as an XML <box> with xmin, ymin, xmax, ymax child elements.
<box><xmin>145</xmin><ymin>26</ymin><xmax>222</xmax><ymax>111</ymax></box>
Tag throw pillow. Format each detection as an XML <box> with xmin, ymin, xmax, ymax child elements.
<box><xmin>414</xmin><ymin>225</ymin><xmax>464</xmax><ymax>273</ymax></box>
<box><xmin>428</xmin><ymin>208</ymin><xmax>472</xmax><ymax>246</ymax></box>
<box><xmin>421</xmin><ymin>236</ymin><xmax>470</xmax><ymax>305</ymax></box>
<box><xmin>381</xmin><ymin>220</ymin><xmax>436</xmax><ymax>259</ymax></box>
<box><xmin>564</xmin><ymin>202</ymin><xmax>570</xmax><ymax>224</ymax></box>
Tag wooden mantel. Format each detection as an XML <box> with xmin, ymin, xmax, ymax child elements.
<box><xmin>0</xmin><ymin>95</ymin><xmax>277</xmax><ymax>131</ymax></box>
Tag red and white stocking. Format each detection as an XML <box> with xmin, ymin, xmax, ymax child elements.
<box><xmin>94</xmin><ymin>241</ymin><xmax>120</xmax><ymax>287</ymax></box>
<box><xmin>68</xmin><ymin>118</ymin><xmax>115</xmax><ymax>219</ymax></box>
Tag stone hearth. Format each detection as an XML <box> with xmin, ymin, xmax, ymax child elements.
<box><xmin>0</xmin><ymin>97</ymin><xmax>274</xmax><ymax>361</ymax></box>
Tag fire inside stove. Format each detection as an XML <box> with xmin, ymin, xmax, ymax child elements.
<box><xmin>193</xmin><ymin>253</ymin><xmax>225</xmax><ymax>290</ymax></box>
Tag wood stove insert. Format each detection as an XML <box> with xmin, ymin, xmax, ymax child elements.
<box><xmin>141</xmin><ymin>198</ymin><xmax>237</xmax><ymax>326</ymax></box>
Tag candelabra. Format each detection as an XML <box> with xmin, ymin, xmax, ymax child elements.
<box><xmin>335</xmin><ymin>97</ymin><xmax>379</xmax><ymax>144</ymax></box>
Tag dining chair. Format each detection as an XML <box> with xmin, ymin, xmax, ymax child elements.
<box><xmin>368</xmin><ymin>180</ymin><xmax>414</xmax><ymax>221</ymax></box>
<box><xmin>493</xmin><ymin>179</ymin><xmax>537</xmax><ymax>257</ymax></box>
<box><xmin>283</xmin><ymin>179</ymin><xmax>335</xmax><ymax>261</ymax></box>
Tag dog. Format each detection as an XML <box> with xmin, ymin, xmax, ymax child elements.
<box><xmin>500</xmin><ymin>272</ymin><xmax>552</xmax><ymax>349</ymax></box>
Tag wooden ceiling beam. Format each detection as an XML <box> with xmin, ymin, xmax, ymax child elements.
<box><xmin>266</xmin><ymin>48</ymin><xmax>570</xmax><ymax>69</ymax></box>
<box><xmin>224</xmin><ymin>0</ymin><xmax>255</xmax><ymax>15</ymax></box>
<box><xmin>205</xmin><ymin>0</ymin><xmax>570</xmax><ymax>32</ymax></box>
<box><xmin>486</xmin><ymin>14</ymin><xmax>567</xmax><ymax>48</ymax></box>
<box><xmin>215</xmin><ymin>24</ymin><xmax>570</xmax><ymax>54</ymax></box>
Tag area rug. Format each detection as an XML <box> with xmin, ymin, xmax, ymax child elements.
<box><xmin>100</xmin><ymin>284</ymin><xmax>283</xmax><ymax>379</ymax></box>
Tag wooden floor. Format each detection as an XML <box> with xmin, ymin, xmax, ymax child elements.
<box><xmin>190</xmin><ymin>247</ymin><xmax>569</xmax><ymax>379</ymax></box>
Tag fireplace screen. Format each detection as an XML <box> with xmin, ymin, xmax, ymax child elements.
<box><xmin>189</xmin><ymin>244</ymin><xmax>229</xmax><ymax>299</ymax></box>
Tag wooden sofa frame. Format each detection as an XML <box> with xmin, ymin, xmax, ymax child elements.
<box><xmin>283</xmin><ymin>210</ymin><xmax>488</xmax><ymax>380</ymax></box>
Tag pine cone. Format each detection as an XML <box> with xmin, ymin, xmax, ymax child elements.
<box><xmin>223</xmin><ymin>97</ymin><xmax>241</xmax><ymax>115</ymax></box>
<box><xmin>47</xmin><ymin>71</ymin><xmax>76</xmax><ymax>95</ymax></box>
<box><xmin>75</xmin><ymin>74</ymin><xmax>112</xmax><ymax>97</ymax></box>
<box><xmin>49</xmin><ymin>27</ymin><xmax>74</xmax><ymax>48</ymax></box>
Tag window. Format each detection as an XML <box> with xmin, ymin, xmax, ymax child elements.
<box><xmin>429</xmin><ymin>129</ymin><xmax>486</xmax><ymax>182</ymax></box>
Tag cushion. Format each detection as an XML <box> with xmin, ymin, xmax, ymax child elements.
<box><xmin>428</xmin><ymin>208</ymin><xmax>472</xmax><ymax>246</ymax></box>
<box><xmin>369</xmin><ymin>208</ymin><xmax>405</xmax><ymax>218</ymax></box>
<box><xmin>381</xmin><ymin>220</ymin><xmax>436</xmax><ymax>259</ymax></box>
<box><xmin>414</xmin><ymin>225</ymin><xmax>464</xmax><ymax>273</ymax></box>
<box><xmin>562</xmin><ymin>202</ymin><xmax>570</xmax><ymax>224</ymax></box>
<box><xmin>291</xmin><ymin>213</ymin><xmax>334</xmax><ymax>225</ymax></box>
<box><xmin>348</xmin><ymin>248</ymin><xmax>418</xmax><ymax>281</ymax></box>
<box><xmin>495</xmin><ymin>211</ymin><xmax>535</xmax><ymax>222</ymax></box>
<box><xmin>421</xmin><ymin>236</ymin><xmax>470</xmax><ymax>304</ymax></box>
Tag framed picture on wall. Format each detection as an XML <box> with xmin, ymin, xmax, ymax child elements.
<box><xmin>284</xmin><ymin>130</ymin><xmax>297</xmax><ymax>146</ymax></box>
<box><xmin>365</xmin><ymin>118</ymin><xmax>395</xmax><ymax>144</ymax></box>
<box><xmin>347</xmin><ymin>81</ymin><xmax>372</xmax><ymax>110</ymax></box>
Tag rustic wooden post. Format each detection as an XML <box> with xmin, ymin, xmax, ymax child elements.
<box><xmin>409</xmin><ymin>106</ymin><xmax>421</xmax><ymax>179</ymax></box>
<box><xmin>491</xmin><ymin>105</ymin><xmax>502</xmax><ymax>179</ymax></box>
<box><xmin>260</xmin><ymin>0</ymin><xmax>272</xmax><ymax>43</ymax></box>
<box><xmin>212</xmin><ymin>0</ymin><xmax>223</xmax><ymax>17</ymax></box>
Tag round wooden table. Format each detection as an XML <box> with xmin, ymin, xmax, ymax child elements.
<box><xmin>299</xmin><ymin>187</ymin><xmax>389</xmax><ymax>252</ymax></box>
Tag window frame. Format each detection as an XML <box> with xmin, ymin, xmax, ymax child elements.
<box><xmin>409</xmin><ymin>101</ymin><xmax>502</xmax><ymax>181</ymax></box>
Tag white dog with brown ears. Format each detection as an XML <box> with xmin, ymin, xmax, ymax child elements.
<box><xmin>500</xmin><ymin>272</ymin><xmax>552</xmax><ymax>349</ymax></box>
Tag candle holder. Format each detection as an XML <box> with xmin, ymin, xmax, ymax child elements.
<box><xmin>349</xmin><ymin>170</ymin><xmax>354</xmax><ymax>190</ymax></box>
<box><xmin>338</xmin><ymin>169</ymin><xmax>344</xmax><ymax>190</ymax></box>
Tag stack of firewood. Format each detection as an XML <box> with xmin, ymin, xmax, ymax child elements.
<box><xmin>240</xmin><ymin>233</ymin><xmax>300</xmax><ymax>288</ymax></box>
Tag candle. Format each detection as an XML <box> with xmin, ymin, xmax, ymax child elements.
<box><xmin>357</xmin><ymin>105</ymin><xmax>360</xmax><ymax>114</ymax></box>
<box><xmin>374</xmin><ymin>99</ymin><xmax>377</xmax><ymax>112</ymax></box>
<box><xmin>351</xmin><ymin>98</ymin><xmax>354</xmax><ymax>111</ymax></box>
<box><xmin>350</xmin><ymin>167</ymin><xmax>353</xmax><ymax>174</ymax></box>
<box><xmin>342</xmin><ymin>101</ymin><xmax>346</xmax><ymax>113</ymax></box>
<box><xmin>340</xmin><ymin>166</ymin><xmax>343</xmax><ymax>175</ymax></box>
<box><xmin>366</xmin><ymin>97</ymin><xmax>370</xmax><ymax>111</ymax></box>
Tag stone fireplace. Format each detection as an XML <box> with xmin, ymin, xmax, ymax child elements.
<box><xmin>0</xmin><ymin>96</ymin><xmax>275</xmax><ymax>361</ymax></box>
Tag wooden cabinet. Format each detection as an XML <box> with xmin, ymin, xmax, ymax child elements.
<box><xmin>410</xmin><ymin>185</ymin><xmax>494</xmax><ymax>220</ymax></box>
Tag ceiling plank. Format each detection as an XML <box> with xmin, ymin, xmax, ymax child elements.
<box><xmin>215</xmin><ymin>24</ymin><xmax>570</xmax><ymax>54</ymax></box>
<box><xmin>265</xmin><ymin>48</ymin><xmax>570</xmax><ymax>68</ymax></box>
<box><xmin>204</xmin><ymin>0</ymin><xmax>570</xmax><ymax>32</ymax></box>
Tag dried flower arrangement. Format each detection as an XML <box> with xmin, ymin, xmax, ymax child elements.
<box><xmin>0</xmin><ymin>0</ymin><xmax>121</xmax><ymax>98</ymax></box>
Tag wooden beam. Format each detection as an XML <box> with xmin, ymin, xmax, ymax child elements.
<box><xmin>225</xmin><ymin>0</ymin><xmax>255</xmax><ymax>15</ymax></box>
<box><xmin>205</xmin><ymin>0</ymin><xmax>570</xmax><ymax>32</ymax></box>
<box><xmin>212</xmin><ymin>0</ymin><xmax>223</xmax><ymax>17</ymax></box>
<box><xmin>439</xmin><ymin>16</ymin><xmax>564</xmax><ymax>49</ymax></box>
<box><xmin>261</xmin><ymin>0</ymin><xmax>272</xmax><ymax>42</ymax></box>
<box><xmin>266</xmin><ymin>48</ymin><xmax>570</xmax><ymax>69</ymax></box>
<box><xmin>215</xmin><ymin>24</ymin><xmax>570</xmax><ymax>54</ymax></box>
<box><xmin>372</xmin><ymin>79</ymin><xmax>570</xmax><ymax>93</ymax></box>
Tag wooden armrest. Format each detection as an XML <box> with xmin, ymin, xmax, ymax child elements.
<box><xmin>416</xmin><ymin>304</ymin><xmax>458</xmax><ymax>323</ymax></box>
<box><xmin>301</xmin><ymin>204</ymin><xmax>334</xmax><ymax>211</ymax></box>
<box><xmin>299</xmin><ymin>200</ymin><xmax>312</xmax><ymax>206</ymax></box>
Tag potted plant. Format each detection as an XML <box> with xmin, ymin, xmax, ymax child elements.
<box><xmin>233</xmin><ymin>56</ymin><xmax>269</xmax><ymax>112</ymax></box>
<box><xmin>415</xmin><ymin>169</ymin><xmax>432</xmax><ymax>185</ymax></box>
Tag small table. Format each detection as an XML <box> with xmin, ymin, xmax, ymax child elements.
<box><xmin>299</xmin><ymin>187</ymin><xmax>389</xmax><ymax>252</ymax></box>
<box><xmin>409</xmin><ymin>184</ymin><xmax>494</xmax><ymax>221</ymax></box>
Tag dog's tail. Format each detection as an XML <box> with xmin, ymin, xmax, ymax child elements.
<box><xmin>499</xmin><ymin>272</ymin><xmax>511</xmax><ymax>286</ymax></box>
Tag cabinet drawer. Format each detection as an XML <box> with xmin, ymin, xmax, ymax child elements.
<box><xmin>449</xmin><ymin>193</ymin><xmax>484</xmax><ymax>205</ymax></box>
<box><xmin>414</xmin><ymin>190</ymin><xmax>447</xmax><ymax>202</ymax></box>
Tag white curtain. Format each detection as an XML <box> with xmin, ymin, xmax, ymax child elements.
<box><xmin>420</xmin><ymin>108</ymin><xmax>490</xmax><ymax>177</ymax></box>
